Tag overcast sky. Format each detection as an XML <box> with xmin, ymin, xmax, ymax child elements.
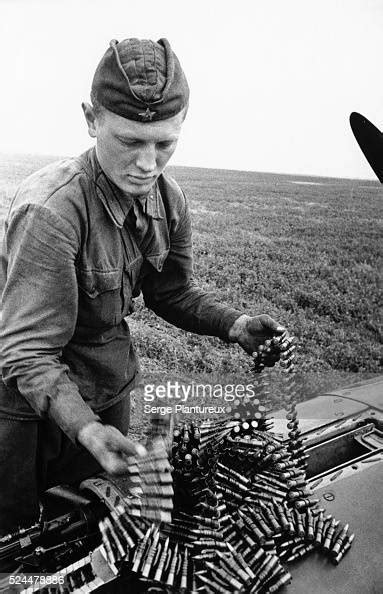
<box><xmin>0</xmin><ymin>0</ymin><xmax>382</xmax><ymax>179</ymax></box>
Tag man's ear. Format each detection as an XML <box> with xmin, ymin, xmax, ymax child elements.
<box><xmin>82</xmin><ymin>102</ymin><xmax>97</xmax><ymax>138</ymax></box>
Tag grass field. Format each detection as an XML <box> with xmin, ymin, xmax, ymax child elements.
<box><xmin>1</xmin><ymin>153</ymin><xmax>382</xmax><ymax>436</ymax></box>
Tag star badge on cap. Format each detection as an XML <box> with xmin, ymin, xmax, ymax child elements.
<box><xmin>138</xmin><ymin>107</ymin><xmax>156</xmax><ymax>121</ymax></box>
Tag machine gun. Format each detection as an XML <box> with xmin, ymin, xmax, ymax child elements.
<box><xmin>0</xmin><ymin>488</ymin><xmax>105</xmax><ymax>577</ymax></box>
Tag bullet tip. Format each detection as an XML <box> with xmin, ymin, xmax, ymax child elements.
<box><xmin>135</xmin><ymin>444</ymin><xmax>147</xmax><ymax>458</ymax></box>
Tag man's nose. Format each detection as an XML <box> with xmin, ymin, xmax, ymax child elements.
<box><xmin>136</xmin><ymin>144</ymin><xmax>157</xmax><ymax>173</ymax></box>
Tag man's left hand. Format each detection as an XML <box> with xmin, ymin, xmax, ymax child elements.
<box><xmin>228</xmin><ymin>314</ymin><xmax>285</xmax><ymax>354</ymax></box>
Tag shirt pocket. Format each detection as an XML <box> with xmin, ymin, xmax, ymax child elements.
<box><xmin>77</xmin><ymin>268</ymin><xmax>123</xmax><ymax>327</ymax></box>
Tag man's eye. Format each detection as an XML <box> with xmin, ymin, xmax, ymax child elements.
<box><xmin>158</xmin><ymin>141</ymin><xmax>174</xmax><ymax>150</ymax></box>
<box><xmin>118</xmin><ymin>138</ymin><xmax>139</xmax><ymax>147</ymax></box>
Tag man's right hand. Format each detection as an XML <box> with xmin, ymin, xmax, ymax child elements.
<box><xmin>77</xmin><ymin>421</ymin><xmax>147</xmax><ymax>475</ymax></box>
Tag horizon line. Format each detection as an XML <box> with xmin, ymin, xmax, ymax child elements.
<box><xmin>0</xmin><ymin>150</ymin><xmax>378</xmax><ymax>184</ymax></box>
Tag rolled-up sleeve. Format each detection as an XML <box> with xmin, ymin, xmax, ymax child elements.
<box><xmin>0</xmin><ymin>203</ymin><xmax>99</xmax><ymax>441</ymax></box>
<box><xmin>142</xmin><ymin>196</ymin><xmax>242</xmax><ymax>340</ymax></box>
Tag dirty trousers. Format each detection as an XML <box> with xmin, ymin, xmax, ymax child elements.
<box><xmin>0</xmin><ymin>396</ymin><xmax>130</xmax><ymax>537</ymax></box>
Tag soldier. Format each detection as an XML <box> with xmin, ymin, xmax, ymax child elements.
<box><xmin>0</xmin><ymin>37</ymin><xmax>285</xmax><ymax>536</ymax></box>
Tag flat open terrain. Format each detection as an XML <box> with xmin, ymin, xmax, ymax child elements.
<box><xmin>1</xmin><ymin>153</ymin><xmax>382</xmax><ymax>436</ymax></box>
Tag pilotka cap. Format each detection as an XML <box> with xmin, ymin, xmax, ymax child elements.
<box><xmin>91</xmin><ymin>38</ymin><xmax>189</xmax><ymax>122</ymax></box>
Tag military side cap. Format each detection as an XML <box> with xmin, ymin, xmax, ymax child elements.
<box><xmin>91</xmin><ymin>38</ymin><xmax>189</xmax><ymax>122</ymax></box>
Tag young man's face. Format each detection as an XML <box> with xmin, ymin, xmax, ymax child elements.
<box><xmin>83</xmin><ymin>104</ymin><xmax>185</xmax><ymax>196</ymax></box>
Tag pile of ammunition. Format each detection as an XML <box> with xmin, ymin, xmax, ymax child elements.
<box><xmin>91</xmin><ymin>333</ymin><xmax>354</xmax><ymax>592</ymax></box>
<box><xmin>7</xmin><ymin>333</ymin><xmax>354</xmax><ymax>593</ymax></box>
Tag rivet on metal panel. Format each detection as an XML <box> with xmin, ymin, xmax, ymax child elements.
<box><xmin>323</xmin><ymin>492</ymin><xmax>335</xmax><ymax>502</ymax></box>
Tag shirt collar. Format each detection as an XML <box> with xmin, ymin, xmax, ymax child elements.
<box><xmin>87</xmin><ymin>147</ymin><xmax>164</xmax><ymax>229</ymax></box>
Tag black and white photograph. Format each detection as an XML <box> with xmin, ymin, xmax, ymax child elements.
<box><xmin>0</xmin><ymin>1</ymin><xmax>382</xmax><ymax>592</ymax></box>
